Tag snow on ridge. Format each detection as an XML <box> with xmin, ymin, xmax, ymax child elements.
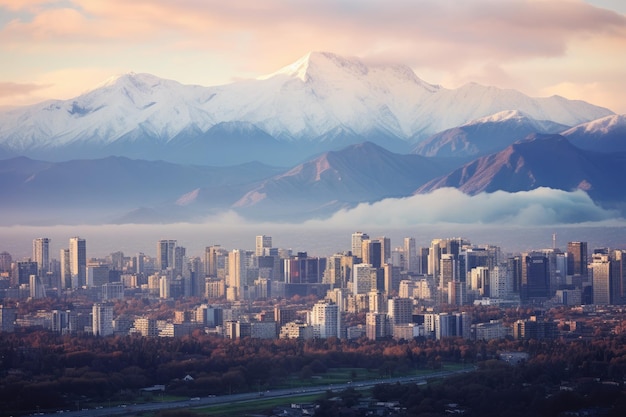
<box><xmin>562</xmin><ymin>114</ymin><xmax>626</xmax><ymax>135</ymax></box>
<box><xmin>0</xmin><ymin>52</ymin><xmax>616</xmax><ymax>151</ymax></box>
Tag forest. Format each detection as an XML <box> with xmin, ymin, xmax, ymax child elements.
<box><xmin>3</xmin><ymin>328</ymin><xmax>626</xmax><ymax>416</ymax></box>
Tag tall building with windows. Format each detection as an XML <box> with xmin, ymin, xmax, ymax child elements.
<box><xmin>255</xmin><ymin>235</ymin><xmax>272</xmax><ymax>256</ymax></box>
<box><xmin>33</xmin><ymin>237</ymin><xmax>50</xmax><ymax>277</ymax></box>
<box><xmin>404</xmin><ymin>237</ymin><xmax>417</xmax><ymax>273</ymax></box>
<box><xmin>567</xmin><ymin>241</ymin><xmax>588</xmax><ymax>281</ymax></box>
<box><xmin>156</xmin><ymin>239</ymin><xmax>176</xmax><ymax>271</ymax></box>
<box><xmin>92</xmin><ymin>303</ymin><xmax>113</xmax><ymax>336</ymax></box>
<box><xmin>60</xmin><ymin>249</ymin><xmax>71</xmax><ymax>289</ymax></box>
<box><xmin>521</xmin><ymin>252</ymin><xmax>550</xmax><ymax>302</ymax></box>
<box><xmin>351</xmin><ymin>232</ymin><xmax>369</xmax><ymax>261</ymax></box>
<box><xmin>69</xmin><ymin>237</ymin><xmax>86</xmax><ymax>288</ymax></box>
<box><xmin>591</xmin><ymin>253</ymin><xmax>613</xmax><ymax>305</ymax></box>
<box><xmin>29</xmin><ymin>274</ymin><xmax>46</xmax><ymax>299</ymax></box>
<box><xmin>310</xmin><ymin>301</ymin><xmax>340</xmax><ymax>339</ymax></box>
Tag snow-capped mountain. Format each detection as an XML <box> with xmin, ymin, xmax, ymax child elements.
<box><xmin>0</xmin><ymin>52</ymin><xmax>614</xmax><ymax>165</ymax></box>
<box><xmin>412</xmin><ymin>110</ymin><xmax>570</xmax><ymax>158</ymax></box>
<box><xmin>562</xmin><ymin>114</ymin><xmax>626</xmax><ymax>152</ymax></box>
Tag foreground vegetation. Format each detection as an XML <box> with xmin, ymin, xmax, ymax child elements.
<box><xmin>3</xmin><ymin>326</ymin><xmax>626</xmax><ymax>416</ymax></box>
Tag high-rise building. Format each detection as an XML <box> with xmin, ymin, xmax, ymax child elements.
<box><xmin>353</xmin><ymin>263</ymin><xmax>375</xmax><ymax>295</ymax></box>
<box><xmin>156</xmin><ymin>239</ymin><xmax>176</xmax><ymax>271</ymax></box>
<box><xmin>0</xmin><ymin>306</ymin><xmax>16</xmax><ymax>332</ymax></box>
<box><xmin>567</xmin><ymin>241</ymin><xmax>588</xmax><ymax>281</ymax></box>
<box><xmin>387</xmin><ymin>297</ymin><xmax>413</xmax><ymax>325</ymax></box>
<box><xmin>33</xmin><ymin>238</ymin><xmax>50</xmax><ymax>277</ymax></box>
<box><xmin>16</xmin><ymin>261</ymin><xmax>38</xmax><ymax>285</ymax></box>
<box><xmin>173</xmin><ymin>246</ymin><xmax>186</xmax><ymax>276</ymax></box>
<box><xmin>69</xmin><ymin>237</ymin><xmax>86</xmax><ymax>288</ymax></box>
<box><xmin>366</xmin><ymin>312</ymin><xmax>388</xmax><ymax>340</ymax></box>
<box><xmin>310</xmin><ymin>301</ymin><xmax>340</xmax><ymax>339</ymax></box>
<box><xmin>60</xmin><ymin>249</ymin><xmax>71</xmax><ymax>289</ymax></box>
<box><xmin>0</xmin><ymin>251</ymin><xmax>12</xmax><ymax>273</ymax></box>
<box><xmin>403</xmin><ymin>238</ymin><xmax>417</xmax><ymax>273</ymax></box>
<box><xmin>227</xmin><ymin>249</ymin><xmax>247</xmax><ymax>300</ymax></box>
<box><xmin>351</xmin><ymin>232</ymin><xmax>369</xmax><ymax>260</ymax></box>
<box><xmin>521</xmin><ymin>252</ymin><xmax>550</xmax><ymax>302</ymax></box>
<box><xmin>255</xmin><ymin>235</ymin><xmax>272</xmax><ymax>256</ymax></box>
<box><xmin>591</xmin><ymin>253</ymin><xmax>613</xmax><ymax>305</ymax></box>
<box><xmin>29</xmin><ymin>274</ymin><xmax>46</xmax><ymax>299</ymax></box>
<box><xmin>92</xmin><ymin>303</ymin><xmax>113</xmax><ymax>336</ymax></box>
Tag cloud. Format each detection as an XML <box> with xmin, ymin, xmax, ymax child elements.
<box><xmin>305</xmin><ymin>187</ymin><xmax>622</xmax><ymax>228</ymax></box>
<box><xmin>0</xmin><ymin>81</ymin><xmax>49</xmax><ymax>97</ymax></box>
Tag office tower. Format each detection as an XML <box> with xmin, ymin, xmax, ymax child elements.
<box><xmin>0</xmin><ymin>306</ymin><xmax>16</xmax><ymax>332</ymax></box>
<box><xmin>404</xmin><ymin>238</ymin><xmax>417</xmax><ymax>273</ymax></box>
<box><xmin>469</xmin><ymin>266</ymin><xmax>490</xmax><ymax>296</ymax></box>
<box><xmin>353</xmin><ymin>263</ymin><xmax>375</xmax><ymax>294</ymax></box>
<box><xmin>69</xmin><ymin>237</ymin><xmax>86</xmax><ymax>288</ymax></box>
<box><xmin>378</xmin><ymin>237</ymin><xmax>391</xmax><ymax>265</ymax></box>
<box><xmin>159</xmin><ymin>275</ymin><xmax>171</xmax><ymax>299</ymax></box>
<box><xmin>283</xmin><ymin>253</ymin><xmax>325</xmax><ymax>284</ymax></box>
<box><xmin>0</xmin><ymin>251</ymin><xmax>11</xmax><ymax>273</ymax></box>
<box><xmin>383</xmin><ymin>263</ymin><xmax>401</xmax><ymax>295</ymax></box>
<box><xmin>110</xmin><ymin>251</ymin><xmax>124</xmax><ymax>271</ymax></box>
<box><xmin>351</xmin><ymin>232</ymin><xmax>369</xmax><ymax>260</ymax></box>
<box><xmin>428</xmin><ymin>239</ymin><xmax>443</xmax><ymax>276</ymax></box>
<box><xmin>204</xmin><ymin>245</ymin><xmax>221</xmax><ymax>276</ymax></box>
<box><xmin>591</xmin><ymin>253</ymin><xmax>613</xmax><ymax>305</ymax></box>
<box><xmin>87</xmin><ymin>264</ymin><xmax>110</xmax><ymax>288</ymax></box>
<box><xmin>366</xmin><ymin>312</ymin><xmax>388</xmax><ymax>340</ymax></box>
<box><xmin>156</xmin><ymin>239</ymin><xmax>176</xmax><ymax>271</ymax></box>
<box><xmin>324</xmin><ymin>254</ymin><xmax>343</xmax><ymax>287</ymax></box>
<box><xmin>60</xmin><ymin>249</ymin><xmax>71</xmax><ymax>289</ymax></box>
<box><xmin>16</xmin><ymin>261</ymin><xmax>38</xmax><ymax>285</ymax></box>
<box><xmin>613</xmin><ymin>250</ymin><xmax>626</xmax><ymax>302</ymax></box>
<box><xmin>490</xmin><ymin>265</ymin><xmax>510</xmax><ymax>299</ymax></box>
<box><xmin>387</xmin><ymin>297</ymin><xmax>413</xmax><ymax>325</ymax></box>
<box><xmin>92</xmin><ymin>303</ymin><xmax>113</xmax><ymax>336</ymax></box>
<box><xmin>361</xmin><ymin>239</ymin><xmax>382</xmax><ymax>268</ymax></box>
<box><xmin>521</xmin><ymin>252</ymin><xmax>550</xmax><ymax>302</ymax></box>
<box><xmin>227</xmin><ymin>249</ymin><xmax>247</xmax><ymax>300</ymax></box>
<box><xmin>567</xmin><ymin>241</ymin><xmax>588</xmax><ymax>281</ymax></box>
<box><xmin>174</xmin><ymin>246</ymin><xmax>186</xmax><ymax>276</ymax></box>
<box><xmin>29</xmin><ymin>274</ymin><xmax>46</xmax><ymax>299</ymax></box>
<box><xmin>507</xmin><ymin>256</ymin><xmax>522</xmax><ymax>294</ymax></box>
<box><xmin>32</xmin><ymin>237</ymin><xmax>50</xmax><ymax>276</ymax></box>
<box><xmin>256</xmin><ymin>235</ymin><xmax>272</xmax><ymax>256</ymax></box>
<box><xmin>102</xmin><ymin>282</ymin><xmax>124</xmax><ymax>301</ymax></box>
<box><xmin>135</xmin><ymin>252</ymin><xmax>145</xmax><ymax>274</ymax></box>
<box><xmin>310</xmin><ymin>301</ymin><xmax>340</xmax><ymax>339</ymax></box>
<box><xmin>439</xmin><ymin>254</ymin><xmax>456</xmax><ymax>304</ymax></box>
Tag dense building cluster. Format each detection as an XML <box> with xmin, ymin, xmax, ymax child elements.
<box><xmin>1</xmin><ymin>233</ymin><xmax>624</xmax><ymax>341</ymax></box>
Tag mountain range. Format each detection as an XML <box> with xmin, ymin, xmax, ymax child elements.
<box><xmin>1</xmin><ymin>51</ymin><xmax>624</xmax><ymax>225</ymax></box>
<box><xmin>0</xmin><ymin>51</ymin><xmax>614</xmax><ymax>166</ymax></box>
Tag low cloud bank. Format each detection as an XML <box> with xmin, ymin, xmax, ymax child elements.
<box><xmin>305</xmin><ymin>187</ymin><xmax>622</xmax><ymax>228</ymax></box>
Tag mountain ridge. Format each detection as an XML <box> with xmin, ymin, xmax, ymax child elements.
<box><xmin>0</xmin><ymin>52</ymin><xmax>613</xmax><ymax>166</ymax></box>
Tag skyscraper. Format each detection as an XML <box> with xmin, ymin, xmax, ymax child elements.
<box><xmin>92</xmin><ymin>303</ymin><xmax>113</xmax><ymax>336</ymax></box>
<box><xmin>351</xmin><ymin>232</ymin><xmax>369</xmax><ymax>260</ymax></box>
<box><xmin>403</xmin><ymin>237</ymin><xmax>417</xmax><ymax>273</ymax></box>
<box><xmin>60</xmin><ymin>248</ymin><xmax>71</xmax><ymax>289</ymax></box>
<box><xmin>255</xmin><ymin>235</ymin><xmax>272</xmax><ymax>256</ymax></box>
<box><xmin>32</xmin><ymin>237</ymin><xmax>50</xmax><ymax>277</ymax></box>
<box><xmin>521</xmin><ymin>252</ymin><xmax>550</xmax><ymax>302</ymax></box>
<box><xmin>310</xmin><ymin>301</ymin><xmax>340</xmax><ymax>339</ymax></box>
<box><xmin>591</xmin><ymin>253</ymin><xmax>613</xmax><ymax>305</ymax></box>
<box><xmin>156</xmin><ymin>239</ymin><xmax>176</xmax><ymax>271</ymax></box>
<box><xmin>567</xmin><ymin>241</ymin><xmax>588</xmax><ymax>281</ymax></box>
<box><xmin>69</xmin><ymin>237</ymin><xmax>86</xmax><ymax>288</ymax></box>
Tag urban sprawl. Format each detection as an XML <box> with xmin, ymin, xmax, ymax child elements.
<box><xmin>0</xmin><ymin>233</ymin><xmax>622</xmax><ymax>342</ymax></box>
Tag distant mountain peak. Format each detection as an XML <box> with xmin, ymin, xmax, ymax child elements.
<box><xmin>259</xmin><ymin>51</ymin><xmax>369</xmax><ymax>82</ymax></box>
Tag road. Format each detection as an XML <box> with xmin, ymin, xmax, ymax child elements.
<box><xmin>36</xmin><ymin>367</ymin><xmax>474</xmax><ymax>417</ymax></box>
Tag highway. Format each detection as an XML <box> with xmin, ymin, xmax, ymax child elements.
<box><xmin>35</xmin><ymin>367</ymin><xmax>474</xmax><ymax>417</ymax></box>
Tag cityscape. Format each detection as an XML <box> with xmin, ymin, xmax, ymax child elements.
<box><xmin>3</xmin><ymin>231</ymin><xmax>626</xmax><ymax>416</ymax></box>
<box><xmin>1</xmin><ymin>232</ymin><xmax>624</xmax><ymax>340</ymax></box>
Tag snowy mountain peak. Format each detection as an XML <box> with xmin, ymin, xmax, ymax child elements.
<box><xmin>466</xmin><ymin>110</ymin><xmax>530</xmax><ymax>125</ymax></box>
<box><xmin>564</xmin><ymin>114</ymin><xmax>626</xmax><ymax>134</ymax></box>
<box><xmin>259</xmin><ymin>51</ymin><xmax>369</xmax><ymax>82</ymax></box>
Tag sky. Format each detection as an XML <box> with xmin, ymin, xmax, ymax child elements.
<box><xmin>1</xmin><ymin>0</ymin><xmax>625</xmax><ymax>113</ymax></box>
